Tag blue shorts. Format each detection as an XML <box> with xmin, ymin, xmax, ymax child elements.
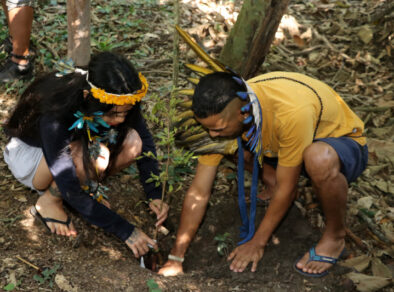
<box><xmin>263</xmin><ymin>137</ymin><xmax>368</xmax><ymax>183</ymax></box>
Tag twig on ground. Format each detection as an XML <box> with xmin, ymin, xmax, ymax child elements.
<box><xmin>16</xmin><ymin>256</ymin><xmax>41</xmax><ymax>271</ymax></box>
<box><xmin>345</xmin><ymin>227</ymin><xmax>369</xmax><ymax>252</ymax></box>
<box><xmin>290</xmin><ymin>45</ymin><xmax>323</xmax><ymax>56</ymax></box>
<box><xmin>312</xmin><ymin>28</ymin><xmax>335</xmax><ymax>51</ymax></box>
<box><xmin>357</xmin><ymin>210</ymin><xmax>391</xmax><ymax>244</ymax></box>
<box><xmin>143</xmin><ymin>58</ymin><xmax>172</xmax><ymax>69</ymax></box>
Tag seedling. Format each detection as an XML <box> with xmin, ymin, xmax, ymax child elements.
<box><xmin>33</xmin><ymin>264</ymin><xmax>60</xmax><ymax>288</ymax></box>
<box><xmin>214</xmin><ymin>232</ymin><xmax>233</xmax><ymax>256</ymax></box>
<box><xmin>146</xmin><ymin>278</ymin><xmax>162</xmax><ymax>292</ymax></box>
<box><xmin>16</xmin><ymin>256</ymin><xmax>60</xmax><ymax>289</ymax></box>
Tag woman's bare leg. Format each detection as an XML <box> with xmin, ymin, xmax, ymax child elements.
<box><xmin>108</xmin><ymin>129</ymin><xmax>142</xmax><ymax>175</ymax></box>
<box><xmin>32</xmin><ymin>156</ymin><xmax>77</xmax><ymax>236</ymax></box>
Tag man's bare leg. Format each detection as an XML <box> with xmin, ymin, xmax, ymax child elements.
<box><xmin>259</xmin><ymin>163</ymin><xmax>276</xmax><ymax>200</ymax></box>
<box><xmin>243</xmin><ymin>151</ymin><xmax>276</xmax><ymax>201</ymax></box>
<box><xmin>296</xmin><ymin>142</ymin><xmax>346</xmax><ymax>275</ymax></box>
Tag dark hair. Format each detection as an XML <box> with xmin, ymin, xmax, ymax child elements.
<box><xmin>6</xmin><ymin>52</ymin><xmax>144</xmax><ymax>180</ymax></box>
<box><xmin>191</xmin><ymin>72</ymin><xmax>246</xmax><ymax>118</ymax></box>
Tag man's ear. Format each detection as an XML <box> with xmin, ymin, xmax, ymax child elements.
<box><xmin>83</xmin><ymin>89</ymin><xmax>89</xmax><ymax>99</ymax></box>
<box><xmin>240</xmin><ymin>109</ymin><xmax>249</xmax><ymax>117</ymax></box>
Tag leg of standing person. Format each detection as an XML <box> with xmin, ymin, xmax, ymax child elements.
<box><xmin>1</xmin><ymin>0</ymin><xmax>9</xmax><ymax>24</ymax></box>
<box><xmin>0</xmin><ymin>0</ymin><xmax>33</xmax><ymax>82</ymax></box>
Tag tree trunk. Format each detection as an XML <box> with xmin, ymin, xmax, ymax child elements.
<box><xmin>219</xmin><ymin>0</ymin><xmax>268</xmax><ymax>74</ymax></box>
<box><xmin>67</xmin><ymin>0</ymin><xmax>90</xmax><ymax>67</ymax></box>
<box><xmin>219</xmin><ymin>0</ymin><xmax>289</xmax><ymax>78</ymax></box>
<box><xmin>243</xmin><ymin>0</ymin><xmax>290</xmax><ymax>78</ymax></box>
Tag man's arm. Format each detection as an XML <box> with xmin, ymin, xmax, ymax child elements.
<box><xmin>158</xmin><ymin>162</ymin><xmax>218</xmax><ymax>276</ymax></box>
<box><xmin>228</xmin><ymin>164</ymin><xmax>301</xmax><ymax>272</ymax></box>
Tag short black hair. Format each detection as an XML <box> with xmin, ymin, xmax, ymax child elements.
<box><xmin>191</xmin><ymin>72</ymin><xmax>246</xmax><ymax>118</ymax></box>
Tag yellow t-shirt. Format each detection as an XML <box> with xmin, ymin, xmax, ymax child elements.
<box><xmin>198</xmin><ymin>72</ymin><xmax>366</xmax><ymax>167</ymax></box>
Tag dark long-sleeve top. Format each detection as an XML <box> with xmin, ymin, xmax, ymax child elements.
<box><xmin>20</xmin><ymin>113</ymin><xmax>162</xmax><ymax>241</ymax></box>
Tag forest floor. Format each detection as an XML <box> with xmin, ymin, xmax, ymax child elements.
<box><xmin>0</xmin><ymin>0</ymin><xmax>393</xmax><ymax>291</ymax></box>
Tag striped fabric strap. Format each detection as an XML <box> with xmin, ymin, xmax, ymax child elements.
<box><xmin>168</xmin><ymin>254</ymin><xmax>184</xmax><ymax>263</ymax></box>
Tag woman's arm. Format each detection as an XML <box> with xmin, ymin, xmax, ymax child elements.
<box><xmin>39</xmin><ymin>115</ymin><xmax>135</xmax><ymax>241</ymax></box>
<box><xmin>132</xmin><ymin>114</ymin><xmax>163</xmax><ymax>200</ymax></box>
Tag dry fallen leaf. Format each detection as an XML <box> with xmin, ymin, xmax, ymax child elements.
<box><xmin>14</xmin><ymin>194</ymin><xmax>27</xmax><ymax>203</ymax></box>
<box><xmin>55</xmin><ymin>274</ymin><xmax>79</xmax><ymax>292</ymax></box>
<box><xmin>357</xmin><ymin>196</ymin><xmax>374</xmax><ymax>210</ymax></box>
<box><xmin>339</xmin><ymin>254</ymin><xmax>371</xmax><ymax>272</ymax></box>
<box><xmin>357</xmin><ymin>25</ymin><xmax>374</xmax><ymax>44</ymax></box>
<box><xmin>371</xmin><ymin>258</ymin><xmax>392</xmax><ymax>278</ymax></box>
<box><xmin>345</xmin><ymin>272</ymin><xmax>392</xmax><ymax>292</ymax></box>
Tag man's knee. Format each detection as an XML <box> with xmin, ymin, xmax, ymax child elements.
<box><xmin>303</xmin><ymin>142</ymin><xmax>340</xmax><ymax>183</ymax></box>
<box><xmin>123</xmin><ymin>130</ymin><xmax>142</xmax><ymax>162</ymax></box>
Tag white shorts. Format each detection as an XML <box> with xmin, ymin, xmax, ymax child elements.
<box><xmin>6</xmin><ymin>0</ymin><xmax>34</xmax><ymax>9</ymax></box>
<box><xmin>3</xmin><ymin>137</ymin><xmax>43</xmax><ymax>192</ymax></box>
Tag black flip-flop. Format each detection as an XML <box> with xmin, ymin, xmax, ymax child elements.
<box><xmin>30</xmin><ymin>205</ymin><xmax>71</xmax><ymax>233</ymax></box>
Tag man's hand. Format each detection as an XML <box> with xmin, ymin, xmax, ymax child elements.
<box><xmin>149</xmin><ymin>199</ymin><xmax>169</xmax><ymax>227</ymax></box>
<box><xmin>158</xmin><ymin>260</ymin><xmax>184</xmax><ymax>277</ymax></box>
<box><xmin>125</xmin><ymin>228</ymin><xmax>157</xmax><ymax>258</ymax></box>
<box><xmin>227</xmin><ymin>240</ymin><xmax>264</xmax><ymax>272</ymax></box>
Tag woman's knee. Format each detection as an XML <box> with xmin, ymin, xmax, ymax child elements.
<box><xmin>95</xmin><ymin>145</ymin><xmax>110</xmax><ymax>173</ymax></box>
<box><xmin>122</xmin><ymin>129</ymin><xmax>142</xmax><ymax>161</ymax></box>
<box><xmin>32</xmin><ymin>157</ymin><xmax>53</xmax><ymax>191</ymax></box>
<box><xmin>303</xmin><ymin>142</ymin><xmax>340</xmax><ymax>182</ymax></box>
<box><xmin>70</xmin><ymin>141</ymin><xmax>110</xmax><ymax>180</ymax></box>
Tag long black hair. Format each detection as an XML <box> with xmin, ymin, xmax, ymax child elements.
<box><xmin>6</xmin><ymin>52</ymin><xmax>144</xmax><ymax>181</ymax></box>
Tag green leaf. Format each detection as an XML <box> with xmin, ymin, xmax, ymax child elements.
<box><xmin>146</xmin><ymin>278</ymin><xmax>159</xmax><ymax>289</ymax></box>
<box><xmin>3</xmin><ymin>283</ymin><xmax>16</xmax><ymax>291</ymax></box>
<box><xmin>33</xmin><ymin>274</ymin><xmax>44</xmax><ymax>284</ymax></box>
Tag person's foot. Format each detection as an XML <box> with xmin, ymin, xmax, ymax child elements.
<box><xmin>257</xmin><ymin>187</ymin><xmax>274</xmax><ymax>201</ymax></box>
<box><xmin>0</xmin><ymin>58</ymin><xmax>33</xmax><ymax>82</ymax></box>
<box><xmin>35</xmin><ymin>193</ymin><xmax>77</xmax><ymax>237</ymax></box>
<box><xmin>295</xmin><ymin>236</ymin><xmax>345</xmax><ymax>276</ymax></box>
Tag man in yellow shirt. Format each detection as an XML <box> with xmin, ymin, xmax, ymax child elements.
<box><xmin>159</xmin><ymin>71</ymin><xmax>368</xmax><ymax>277</ymax></box>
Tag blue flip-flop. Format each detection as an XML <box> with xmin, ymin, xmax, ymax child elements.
<box><xmin>294</xmin><ymin>246</ymin><xmax>344</xmax><ymax>278</ymax></box>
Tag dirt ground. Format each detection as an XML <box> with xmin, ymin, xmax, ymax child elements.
<box><xmin>0</xmin><ymin>169</ymin><xmax>357</xmax><ymax>292</ymax></box>
<box><xmin>0</xmin><ymin>0</ymin><xmax>393</xmax><ymax>291</ymax></box>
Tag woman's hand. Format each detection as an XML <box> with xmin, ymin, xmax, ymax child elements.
<box><xmin>149</xmin><ymin>199</ymin><xmax>169</xmax><ymax>227</ymax></box>
<box><xmin>125</xmin><ymin>228</ymin><xmax>157</xmax><ymax>258</ymax></box>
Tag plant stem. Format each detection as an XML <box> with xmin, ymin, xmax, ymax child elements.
<box><xmin>153</xmin><ymin>0</ymin><xmax>180</xmax><ymax>242</ymax></box>
<box><xmin>172</xmin><ymin>0</ymin><xmax>180</xmax><ymax>87</ymax></box>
